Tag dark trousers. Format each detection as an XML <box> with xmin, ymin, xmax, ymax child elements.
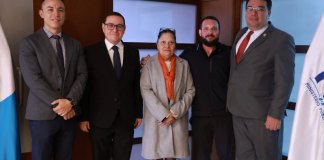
<box><xmin>232</xmin><ymin>116</ymin><xmax>283</xmax><ymax>160</ymax></box>
<box><xmin>29</xmin><ymin>116</ymin><xmax>76</xmax><ymax>160</ymax></box>
<box><xmin>89</xmin><ymin>113</ymin><xmax>134</xmax><ymax>160</ymax></box>
<box><xmin>190</xmin><ymin>114</ymin><xmax>235</xmax><ymax>160</ymax></box>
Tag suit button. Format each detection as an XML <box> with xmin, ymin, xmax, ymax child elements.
<box><xmin>114</xmin><ymin>98</ymin><xmax>118</xmax><ymax>102</ymax></box>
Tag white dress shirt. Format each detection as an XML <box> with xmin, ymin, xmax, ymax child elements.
<box><xmin>236</xmin><ymin>24</ymin><xmax>269</xmax><ymax>55</ymax></box>
<box><xmin>104</xmin><ymin>39</ymin><xmax>124</xmax><ymax>67</ymax></box>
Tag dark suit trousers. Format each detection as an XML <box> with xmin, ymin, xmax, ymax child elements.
<box><xmin>232</xmin><ymin>116</ymin><xmax>283</xmax><ymax>160</ymax></box>
<box><xmin>89</xmin><ymin>112</ymin><xmax>134</xmax><ymax>160</ymax></box>
<box><xmin>190</xmin><ymin>114</ymin><xmax>235</xmax><ymax>160</ymax></box>
<box><xmin>29</xmin><ymin>116</ymin><xmax>76</xmax><ymax>160</ymax></box>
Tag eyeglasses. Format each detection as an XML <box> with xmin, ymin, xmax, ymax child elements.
<box><xmin>246</xmin><ymin>6</ymin><xmax>266</xmax><ymax>13</ymax></box>
<box><xmin>159</xmin><ymin>28</ymin><xmax>176</xmax><ymax>35</ymax></box>
<box><xmin>103</xmin><ymin>23</ymin><xmax>125</xmax><ymax>31</ymax></box>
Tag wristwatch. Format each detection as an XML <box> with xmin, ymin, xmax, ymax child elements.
<box><xmin>67</xmin><ymin>98</ymin><xmax>76</xmax><ymax>106</ymax></box>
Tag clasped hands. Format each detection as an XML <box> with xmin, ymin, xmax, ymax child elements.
<box><xmin>52</xmin><ymin>99</ymin><xmax>75</xmax><ymax>120</ymax></box>
<box><xmin>159</xmin><ymin>113</ymin><xmax>176</xmax><ymax>126</ymax></box>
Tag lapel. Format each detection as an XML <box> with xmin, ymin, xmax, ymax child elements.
<box><xmin>98</xmin><ymin>41</ymin><xmax>115</xmax><ymax>77</ymax></box>
<box><xmin>238</xmin><ymin>24</ymin><xmax>275</xmax><ymax>64</ymax></box>
<box><xmin>173</xmin><ymin>57</ymin><xmax>182</xmax><ymax>98</ymax></box>
<box><xmin>62</xmin><ymin>34</ymin><xmax>73</xmax><ymax>79</ymax></box>
<box><xmin>121</xmin><ymin>42</ymin><xmax>130</xmax><ymax>80</ymax></box>
<box><xmin>152</xmin><ymin>55</ymin><xmax>168</xmax><ymax>103</ymax></box>
<box><xmin>233</xmin><ymin>28</ymin><xmax>248</xmax><ymax>46</ymax></box>
<box><xmin>37</xmin><ymin>29</ymin><xmax>61</xmax><ymax>71</ymax></box>
<box><xmin>232</xmin><ymin>28</ymin><xmax>247</xmax><ymax>67</ymax></box>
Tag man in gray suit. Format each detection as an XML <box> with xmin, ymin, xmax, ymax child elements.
<box><xmin>227</xmin><ymin>0</ymin><xmax>295</xmax><ymax>159</ymax></box>
<box><xmin>19</xmin><ymin>0</ymin><xmax>87</xmax><ymax>159</ymax></box>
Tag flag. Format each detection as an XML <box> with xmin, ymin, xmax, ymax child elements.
<box><xmin>0</xmin><ymin>22</ymin><xmax>21</xmax><ymax>160</ymax></box>
<box><xmin>288</xmin><ymin>13</ymin><xmax>324</xmax><ymax>160</ymax></box>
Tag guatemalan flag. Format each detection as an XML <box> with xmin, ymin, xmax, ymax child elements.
<box><xmin>288</xmin><ymin>13</ymin><xmax>324</xmax><ymax>160</ymax></box>
<box><xmin>0</xmin><ymin>22</ymin><xmax>21</xmax><ymax>159</ymax></box>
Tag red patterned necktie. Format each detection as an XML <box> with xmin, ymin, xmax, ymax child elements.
<box><xmin>236</xmin><ymin>31</ymin><xmax>254</xmax><ymax>64</ymax></box>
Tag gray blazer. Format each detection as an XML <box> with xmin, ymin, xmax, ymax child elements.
<box><xmin>140</xmin><ymin>55</ymin><xmax>195</xmax><ymax>159</ymax></box>
<box><xmin>227</xmin><ymin>24</ymin><xmax>295</xmax><ymax>120</ymax></box>
<box><xmin>19</xmin><ymin>29</ymin><xmax>87</xmax><ymax>120</ymax></box>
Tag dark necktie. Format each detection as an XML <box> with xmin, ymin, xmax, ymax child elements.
<box><xmin>112</xmin><ymin>45</ymin><xmax>121</xmax><ymax>79</ymax></box>
<box><xmin>52</xmin><ymin>35</ymin><xmax>65</xmax><ymax>77</ymax></box>
<box><xmin>236</xmin><ymin>31</ymin><xmax>254</xmax><ymax>64</ymax></box>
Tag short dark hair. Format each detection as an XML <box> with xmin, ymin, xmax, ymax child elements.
<box><xmin>41</xmin><ymin>0</ymin><xmax>64</xmax><ymax>8</ymax></box>
<box><xmin>104</xmin><ymin>12</ymin><xmax>126</xmax><ymax>26</ymax></box>
<box><xmin>200</xmin><ymin>16</ymin><xmax>221</xmax><ymax>31</ymax></box>
<box><xmin>42</xmin><ymin>0</ymin><xmax>64</xmax><ymax>2</ymax></box>
<box><xmin>157</xmin><ymin>28</ymin><xmax>176</xmax><ymax>43</ymax></box>
<box><xmin>42</xmin><ymin>0</ymin><xmax>64</xmax><ymax>1</ymax></box>
<box><xmin>246</xmin><ymin>0</ymin><xmax>272</xmax><ymax>10</ymax></box>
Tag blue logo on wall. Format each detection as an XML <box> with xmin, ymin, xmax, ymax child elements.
<box><xmin>305</xmin><ymin>71</ymin><xmax>324</xmax><ymax>120</ymax></box>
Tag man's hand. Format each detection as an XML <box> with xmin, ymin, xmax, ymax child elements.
<box><xmin>52</xmin><ymin>99</ymin><xmax>73</xmax><ymax>116</ymax></box>
<box><xmin>140</xmin><ymin>55</ymin><xmax>151</xmax><ymax>69</ymax></box>
<box><xmin>264</xmin><ymin>115</ymin><xmax>281</xmax><ymax>131</ymax></box>
<box><xmin>79</xmin><ymin>121</ymin><xmax>91</xmax><ymax>133</ymax></box>
<box><xmin>134</xmin><ymin>118</ymin><xmax>142</xmax><ymax>129</ymax></box>
<box><xmin>63</xmin><ymin>109</ymin><xmax>76</xmax><ymax>120</ymax></box>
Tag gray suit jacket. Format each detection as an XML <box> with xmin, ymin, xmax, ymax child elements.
<box><xmin>227</xmin><ymin>23</ymin><xmax>295</xmax><ymax>120</ymax></box>
<box><xmin>19</xmin><ymin>29</ymin><xmax>87</xmax><ymax>120</ymax></box>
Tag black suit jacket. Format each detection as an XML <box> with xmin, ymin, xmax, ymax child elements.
<box><xmin>80</xmin><ymin>41</ymin><xmax>143</xmax><ymax>128</ymax></box>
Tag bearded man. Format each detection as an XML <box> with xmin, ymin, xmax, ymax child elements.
<box><xmin>180</xmin><ymin>16</ymin><xmax>235</xmax><ymax>160</ymax></box>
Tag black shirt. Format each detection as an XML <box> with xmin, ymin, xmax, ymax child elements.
<box><xmin>180</xmin><ymin>42</ymin><xmax>231</xmax><ymax>117</ymax></box>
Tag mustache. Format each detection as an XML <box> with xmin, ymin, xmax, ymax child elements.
<box><xmin>205</xmin><ymin>35</ymin><xmax>215</xmax><ymax>38</ymax></box>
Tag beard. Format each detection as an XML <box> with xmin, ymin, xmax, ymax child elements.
<box><xmin>201</xmin><ymin>35</ymin><xmax>219</xmax><ymax>47</ymax></box>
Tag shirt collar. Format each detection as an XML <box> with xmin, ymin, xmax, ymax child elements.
<box><xmin>247</xmin><ymin>24</ymin><xmax>269</xmax><ymax>35</ymax></box>
<box><xmin>104</xmin><ymin>39</ymin><xmax>123</xmax><ymax>50</ymax></box>
<box><xmin>43</xmin><ymin>27</ymin><xmax>62</xmax><ymax>38</ymax></box>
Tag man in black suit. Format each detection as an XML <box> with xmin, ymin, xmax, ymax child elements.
<box><xmin>79</xmin><ymin>12</ymin><xmax>143</xmax><ymax>160</ymax></box>
<box><xmin>19</xmin><ymin>0</ymin><xmax>88</xmax><ymax>159</ymax></box>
